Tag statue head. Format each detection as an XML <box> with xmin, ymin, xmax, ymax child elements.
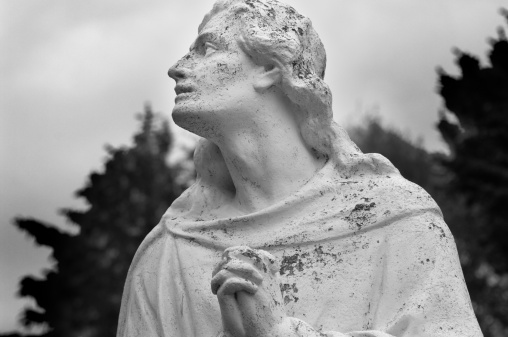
<box><xmin>167</xmin><ymin>0</ymin><xmax>373</xmax><ymax>214</ymax></box>
<box><xmin>169</xmin><ymin>0</ymin><xmax>338</xmax><ymax>158</ymax></box>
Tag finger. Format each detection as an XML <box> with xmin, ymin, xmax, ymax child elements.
<box><xmin>210</xmin><ymin>262</ymin><xmax>263</xmax><ymax>295</ymax></box>
<box><xmin>213</xmin><ymin>258</ymin><xmax>264</xmax><ymax>284</ymax></box>
<box><xmin>236</xmin><ymin>290</ymin><xmax>258</xmax><ymax>317</ymax></box>
<box><xmin>211</xmin><ymin>270</ymin><xmax>259</xmax><ymax>295</ymax></box>
<box><xmin>211</xmin><ymin>269</ymin><xmax>228</xmax><ymax>295</ymax></box>
<box><xmin>217</xmin><ymin>277</ymin><xmax>258</xmax><ymax>296</ymax></box>
<box><xmin>223</xmin><ymin>245</ymin><xmax>253</xmax><ymax>257</ymax></box>
<box><xmin>235</xmin><ymin>291</ymin><xmax>275</xmax><ymax>334</ymax></box>
<box><xmin>212</xmin><ymin>256</ymin><xmax>229</xmax><ymax>277</ymax></box>
<box><xmin>211</xmin><ymin>269</ymin><xmax>235</xmax><ymax>295</ymax></box>
<box><xmin>225</xmin><ymin>247</ymin><xmax>279</xmax><ymax>275</ymax></box>
<box><xmin>255</xmin><ymin>249</ymin><xmax>279</xmax><ymax>274</ymax></box>
<box><xmin>213</xmin><ymin>246</ymin><xmax>249</xmax><ymax>277</ymax></box>
<box><xmin>222</xmin><ymin>259</ymin><xmax>264</xmax><ymax>284</ymax></box>
<box><xmin>224</xmin><ymin>246</ymin><xmax>263</xmax><ymax>269</ymax></box>
<box><xmin>217</xmin><ymin>293</ymin><xmax>245</xmax><ymax>337</ymax></box>
<box><xmin>235</xmin><ymin>287</ymin><xmax>286</xmax><ymax>334</ymax></box>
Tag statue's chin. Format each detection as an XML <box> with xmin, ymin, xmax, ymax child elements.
<box><xmin>172</xmin><ymin>108</ymin><xmax>196</xmax><ymax>133</ymax></box>
<box><xmin>172</xmin><ymin>108</ymin><xmax>220</xmax><ymax>140</ymax></box>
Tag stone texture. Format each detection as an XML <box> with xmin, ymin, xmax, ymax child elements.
<box><xmin>118</xmin><ymin>159</ymin><xmax>481</xmax><ymax>336</ymax></box>
<box><xmin>117</xmin><ymin>1</ymin><xmax>482</xmax><ymax>336</ymax></box>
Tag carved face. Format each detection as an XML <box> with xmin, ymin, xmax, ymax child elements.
<box><xmin>168</xmin><ymin>11</ymin><xmax>259</xmax><ymax>139</ymax></box>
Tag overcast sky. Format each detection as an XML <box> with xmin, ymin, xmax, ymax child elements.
<box><xmin>1</xmin><ymin>0</ymin><xmax>507</xmax><ymax>332</ymax></box>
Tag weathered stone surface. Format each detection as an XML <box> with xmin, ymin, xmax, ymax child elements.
<box><xmin>117</xmin><ymin>1</ymin><xmax>482</xmax><ymax>336</ymax></box>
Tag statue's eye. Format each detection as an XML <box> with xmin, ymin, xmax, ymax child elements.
<box><xmin>204</xmin><ymin>42</ymin><xmax>217</xmax><ymax>56</ymax></box>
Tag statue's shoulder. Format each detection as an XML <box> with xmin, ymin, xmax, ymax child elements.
<box><xmin>347</xmin><ymin>152</ymin><xmax>442</xmax><ymax>217</ymax></box>
<box><xmin>126</xmin><ymin>223</ymin><xmax>168</xmax><ymax>274</ymax></box>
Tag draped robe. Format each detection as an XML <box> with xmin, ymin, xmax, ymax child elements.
<box><xmin>117</xmin><ymin>147</ymin><xmax>482</xmax><ymax>337</ymax></box>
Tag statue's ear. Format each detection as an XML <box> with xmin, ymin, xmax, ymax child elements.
<box><xmin>253</xmin><ymin>64</ymin><xmax>281</xmax><ymax>93</ymax></box>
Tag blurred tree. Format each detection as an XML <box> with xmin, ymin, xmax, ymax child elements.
<box><xmin>1</xmin><ymin>105</ymin><xmax>190</xmax><ymax>337</ymax></box>
<box><xmin>436</xmin><ymin>9</ymin><xmax>508</xmax><ymax>337</ymax></box>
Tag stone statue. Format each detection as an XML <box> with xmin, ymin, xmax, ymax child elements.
<box><xmin>117</xmin><ymin>0</ymin><xmax>482</xmax><ymax>336</ymax></box>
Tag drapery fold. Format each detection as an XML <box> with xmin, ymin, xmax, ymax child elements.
<box><xmin>118</xmin><ymin>148</ymin><xmax>481</xmax><ymax>337</ymax></box>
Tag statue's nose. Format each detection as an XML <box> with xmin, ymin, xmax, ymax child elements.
<box><xmin>167</xmin><ymin>62</ymin><xmax>185</xmax><ymax>81</ymax></box>
<box><xmin>168</xmin><ymin>54</ymin><xmax>192</xmax><ymax>81</ymax></box>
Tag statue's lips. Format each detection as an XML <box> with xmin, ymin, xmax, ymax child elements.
<box><xmin>174</xmin><ymin>85</ymin><xmax>195</xmax><ymax>96</ymax></box>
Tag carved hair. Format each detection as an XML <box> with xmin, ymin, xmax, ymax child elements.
<box><xmin>199</xmin><ymin>0</ymin><xmax>339</xmax><ymax>158</ymax></box>
<box><xmin>172</xmin><ymin>0</ymin><xmax>388</xmax><ymax>212</ymax></box>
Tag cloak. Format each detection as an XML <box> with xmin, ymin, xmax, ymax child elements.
<box><xmin>117</xmin><ymin>140</ymin><xmax>482</xmax><ymax>337</ymax></box>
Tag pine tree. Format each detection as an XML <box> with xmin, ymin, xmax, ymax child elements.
<box><xmin>3</xmin><ymin>105</ymin><xmax>189</xmax><ymax>337</ymax></box>
<box><xmin>437</xmin><ymin>11</ymin><xmax>508</xmax><ymax>271</ymax></box>
<box><xmin>436</xmin><ymin>11</ymin><xmax>508</xmax><ymax>336</ymax></box>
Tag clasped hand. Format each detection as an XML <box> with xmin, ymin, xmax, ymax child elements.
<box><xmin>211</xmin><ymin>246</ymin><xmax>291</xmax><ymax>337</ymax></box>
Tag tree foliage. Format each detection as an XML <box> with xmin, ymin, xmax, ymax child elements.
<box><xmin>437</xmin><ymin>11</ymin><xmax>508</xmax><ymax>270</ymax></box>
<box><xmin>436</xmin><ymin>10</ymin><xmax>508</xmax><ymax>337</ymax></box>
<box><xmin>3</xmin><ymin>105</ymin><xmax>188</xmax><ymax>337</ymax></box>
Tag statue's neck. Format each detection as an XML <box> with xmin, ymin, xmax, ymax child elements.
<box><xmin>214</xmin><ymin>115</ymin><xmax>325</xmax><ymax>214</ymax></box>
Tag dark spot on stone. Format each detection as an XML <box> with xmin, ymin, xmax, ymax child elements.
<box><xmin>280</xmin><ymin>283</ymin><xmax>291</xmax><ymax>292</ymax></box>
<box><xmin>241</xmin><ymin>250</ymin><xmax>262</xmax><ymax>265</ymax></box>
<box><xmin>245</xmin><ymin>0</ymin><xmax>256</xmax><ymax>8</ymax></box>
<box><xmin>281</xmin><ymin>283</ymin><xmax>299</xmax><ymax>304</ymax></box>
<box><xmin>345</xmin><ymin>202</ymin><xmax>376</xmax><ymax>231</ymax></box>
<box><xmin>280</xmin><ymin>254</ymin><xmax>300</xmax><ymax>275</ymax></box>
<box><xmin>429</xmin><ymin>222</ymin><xmax>447</xmax><ymax>238</ymax></box>
<box><xmin>352</xmin><ymin>202</ymin><xmax>376</xmax><ymax>212</ymax></box>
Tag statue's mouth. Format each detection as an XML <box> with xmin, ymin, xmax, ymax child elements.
<box><xmin>175</xmin><ymin>85</ymin><xmax>195</xmax><ymax>95</ymax></box>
